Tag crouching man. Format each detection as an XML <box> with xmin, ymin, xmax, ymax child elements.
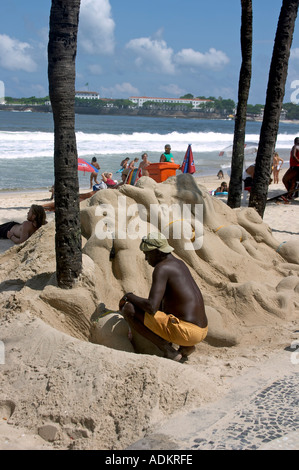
<box><xmin>119</xmin><ymin>232</ymin><xmax>208</xmax><ymax>361</ymax></box>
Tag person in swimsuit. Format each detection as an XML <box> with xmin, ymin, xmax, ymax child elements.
<box><xmin>101</xmin><ymin>172</ymin><xmax>117</xmax><ymax>187</ymax></box>
<box><xmin>90</xmin><ymin>157</ymin><xmax>100</xmax><ymax>189</ymax></box>
<box><xmin>215</xmin><ymin>181</ymin><xmax>228</xmax><ymax>193</ymax></box>
<box><xmin>138</xmin><ymin>153</ymin><xmax>151</xmax><ymax>177</ymax></box>
<box><xmin>120</xmin><ymin>157</ymin><xmax>130</xmax><ymax>170</ymax></box>
<box><xmin>0</xmin><ymin>205</ymin><xmax>47</xmax><ymax>244</ymax></box>
<box><xmin>272</xmin><ymin>151</ymin><xmax>284</xmax><ymax>184</ymax></box>
<box><xmin>119</xmin><ymin>232</ymin><xmax>208</xmax><ymax>361</ymax></box>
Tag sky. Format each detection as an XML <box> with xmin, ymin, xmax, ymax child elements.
<box><xmin>0</xmin><ymin>0</ymin><xmax>299</xmax><ymax>105</ymax></box>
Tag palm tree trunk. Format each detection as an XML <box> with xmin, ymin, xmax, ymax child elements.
<box><xmin>249</xmin><ymin>0</ymin><xmax>299</xmax><ymax>217</ymax></box>
<box><xmin>227</xmin><ymin>0</ymin><xmax>252</xmax><ymax>209</ymax></box>
<box><xmin>48</xmin><ymin>0</ymin><xmax>82</xmax><ymax>288</ymax></box>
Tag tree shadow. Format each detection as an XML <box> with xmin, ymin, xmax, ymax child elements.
<box><xmin>0</xmin><ymin>272</ymin><xmax>56</xmax><ymax>293</ymax></box>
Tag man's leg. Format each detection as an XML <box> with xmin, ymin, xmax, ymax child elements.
<box><xmin>178</xmin><ymin>345</ymin><xmax>196</xmax><ymax>357</ymax></box>
<box><xmin>121</xmin><ymin>302</ymin><xmax>182</xmax><ymax>361</ymax></box>
<box><xmin>282</xmin><ymin>167</ymin><xmax>296</xmax><ymax>192</ymax></box>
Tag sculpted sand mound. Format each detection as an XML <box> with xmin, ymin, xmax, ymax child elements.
<box><xmin>0</xmin><ymin>174</ymin><xmax>298</xmax><ymax>449</ymax></box>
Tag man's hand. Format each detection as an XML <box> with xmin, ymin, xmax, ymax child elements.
<box><xmin>119</xmin><ymin>297</ymin><xmax>127</xmax><ymax>310</ymax></box>
<box><xmin>119</xmin><ymin>293</ymin><xmax>132</xmax><ymax>311</ymax></box>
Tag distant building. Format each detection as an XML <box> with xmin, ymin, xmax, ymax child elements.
<box><xmin>75</xmin><ymin>91</ymin><xmax>100</xmax><ymax>100</ymax></box>
<box><xmin>129</xmin><ymin>96</ymin><xmax>213</xmax><ymax>109</ymax></box>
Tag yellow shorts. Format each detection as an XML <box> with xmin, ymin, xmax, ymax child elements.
<box><xmin>144</xmin><ymin>311</ymin><xmax>208</xmax><ymax>346</ymax></box>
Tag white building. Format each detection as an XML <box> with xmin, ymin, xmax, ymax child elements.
<box><xmin>129</xmin><ymin>96</ymin><xmax>212</xmax><ymax>109</ymax></box>
<box><xmin>75</xmin><ymin>91</ymin><xmax>100</xmax><ymax>100</ymax></box>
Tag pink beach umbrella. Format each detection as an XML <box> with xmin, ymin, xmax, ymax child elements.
<box><xmin>78</xmin><ymin>158</ymin><xmax>99</xmax><ymax>174</ymax></box>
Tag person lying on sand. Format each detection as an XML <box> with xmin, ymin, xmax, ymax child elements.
<box><xmin>119</xmin><ymin>232</ymin><xmax>208</xmax><ymax>361</ymax></box>
<box><xmin>0</xmin><ymin>204</ymin><xmax>47</xmax><ymax>244</ymax></box>
<box><xmin>215</xmin><ymin>181</ymin><xmax>228</xmax><ymax>193</ymax></box>
<box><xmin>101</xmin><ymin>172</ymin><xmax>117</xmax><ymax>187</ymax></box>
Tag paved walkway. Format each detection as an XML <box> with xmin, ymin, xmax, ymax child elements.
<box><xmin>127</xmin><ymin>350</ymin><xmax>299</xmax><ymax>450</ymax></box>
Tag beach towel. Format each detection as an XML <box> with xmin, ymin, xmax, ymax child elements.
<box><xmin>125</xmin><ymin>168</ymin><xmax>142</xmax><ymax>185</ymax></box>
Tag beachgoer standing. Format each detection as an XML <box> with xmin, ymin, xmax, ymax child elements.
<box><xmin>129</xmin><ymin>158</ymin><xmax>139</xmax><ymax>169</ymax></box>
<box><xmin>120</xmin><ymin>157</ymin><xmax>130</xmax><ymax>170</ymax></box>
<box><xmin>160</xmin><ymin>144</ymin><xmax>175</xmax><ymax>163</ymax></box>
<box><xmin>282</xmin><ymin>138</ymin><xmax>299</xmax><ymax>197</ymax></box>
<box><xmin>122</xmin><ymin>158</ymin><xmax>139</xmax><ymax>181</ymax></box>
<box><xmin>90</xmin><ymin>157</ymin><xmax>100</xmax><ymax>189</ymax></box>
<box><xmin>119</xmin><ymin>232</ymin><xmax>208</xmax><ymax>361</ymax></box>
<box><xmin>138</xmin><ymin>153</ymin><xmax>151</xmax><ymax>176</ymax></box>
<box><xmin>272</xmin><ymin>151</ymin><xmax>284</xmax><ymax>184</ymax></box>
<box><xmin>0</xmin><ymin>205</ymin><xmax>47</xmax><ymax>244</ymax></box>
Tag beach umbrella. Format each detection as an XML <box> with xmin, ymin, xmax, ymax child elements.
<box><xmin>78</xmin><ymin>158</ymin><xmax>99</xmax><ymax>174</ymax></box>
<box><xmin>181</xmin><ymin>144</ymin><xmax>196</xmax><ymax>174</ymax></box>
<box><xmin>219</xmin><ymin>142</ymin><xmax>258</xmax><ymax>157</ymax></box>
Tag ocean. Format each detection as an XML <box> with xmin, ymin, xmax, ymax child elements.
<box><xmin>0</xmin><ymin>109</ymin><xmax>298</xmax><ymax>192</ymax></box>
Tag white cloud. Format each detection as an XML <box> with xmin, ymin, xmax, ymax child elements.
<box><xmin>101</xmin><ymin>82</ymin><xmax>139</xmax><ymax>98</ymax></box>
<box><xmin>126</xmin><ymin>37</ymin><xmax>175</xmax><ymax>74</ymax></box>
<box><xmin>79</xmin><ymin>0</ymin><xmax>115</xmax><ymax>55</ymax></box>
<box><xmin>126</xmin><ymin>33</ymin><xmax>229</xmax><ymax>75</ymax></box>
<box><xmin>0</xmin><ymin>34</ymin><xmax>37</xmax><ymax>72</ymax></box>
<box><xmin>88</xmin><ymin>64</ymin><xmax>103</xmax><ymax>75</ymax></box>
<box><xmin>159</xmin><ymin>83</ymin><xmax>186</xmax><ymax>97</ymax></box>
<box><xmin>175</xmin><ymin>48</ymin><xmax>230</xmax><ymax>69</ymax></box>
<box><xmin>290</xmin><ymin>48</ymin><xmax>299</xmax><ymax>60</ymax></box>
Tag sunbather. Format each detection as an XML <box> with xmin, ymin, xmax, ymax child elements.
<box><xmin>0</xmin><ymin>205</ymin><xmax>47</xmax><ymax>244</ymax></box>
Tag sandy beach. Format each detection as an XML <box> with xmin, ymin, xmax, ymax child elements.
<box><xmin>0</xmin><ymin>169</ymin><xmax>298</xmax><ymax>450</ymax></box>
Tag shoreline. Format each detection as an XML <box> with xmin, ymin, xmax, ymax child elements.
<box><xmin>1</xmin><ymin>105</ymin><xmax>299</xmax><ymax>124</ymax></box>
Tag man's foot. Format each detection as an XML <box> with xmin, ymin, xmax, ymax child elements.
<box><xmin>163</xmin><ymin>344</ymin><xmax>182</xmax><ymax>361</ymax></box>
<box><xmin>178</xmin><ymin>345</ymin><xmax>196</xmax><ymax>357</ymax></box>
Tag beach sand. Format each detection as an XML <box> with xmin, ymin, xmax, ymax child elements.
<box><xmin>0</xmin><ymin>170</ymin><xmax>298</xmax><ymax>450</ymax></box>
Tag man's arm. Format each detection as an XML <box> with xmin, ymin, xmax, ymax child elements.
<box><xmin>8</xmin><ymin>221</ymin><xmax>33</xmax><ymax>244</ymax></box>
<box><xmin>7</xmin><ymin>233</ymin><xmax>21</xmax><ymax>244</ymax></box>
<box><xmin>120</xmin><ymin>265</ymin><xmax>169</xmax><ymax>314</ymax></box>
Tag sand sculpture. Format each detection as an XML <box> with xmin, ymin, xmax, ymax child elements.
<box><xmin>0</xmin><ymin>174</ymin><xmax>298</xmax><ymax>449</ymax></box>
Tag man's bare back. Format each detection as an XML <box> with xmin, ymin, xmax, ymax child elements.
<box><xmin>119</xmin><ymin>233</ymin><xmax>208</xmax><ymax>361</ymax></box>
<box><xmin>150</xmin><ymin>255</ymin><xmax>207</xmax><ymax>328</ymax></box>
